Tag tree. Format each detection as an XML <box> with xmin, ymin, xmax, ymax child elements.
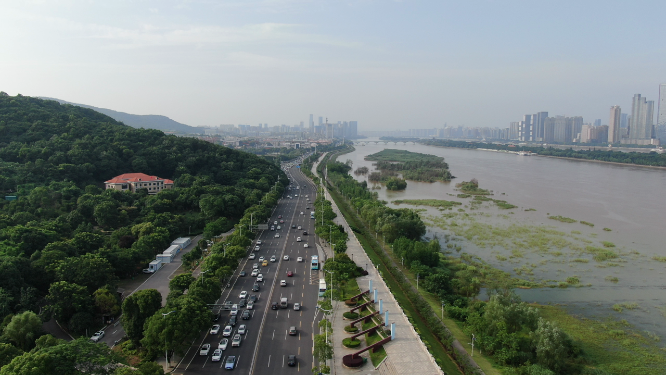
<box><xmin>94</xmin><ymin>201</ymin><xmax>121</xmax><ymax>228</ymax></box>
<box><xmin>3</xmin><ymin>311</ymin><xmax>42</xmax><ymax>351</ymax></box>
<box><xmin>531</xmin><ymin>318</ymin><xmax>571</xmax><ymax>373</ymax></box>
<box><xmin>121</xmin><ymin>289</ymin><xmax>162</xmax><ymax>344</ymax></box>
<box><xmin>54</xmin><ymin>254</ymin><xmax>115</xmax><ymax>292</ymax></box>
<box><xmin>94</xmin><ymin>288</ymin><xmax>121</xmax><ymax>317</ymax></box>
<box><xmin>0</xmin><ymin>343</ymin><xmax>22</xmax><ymax>369</ymax></box>
<box><xmin>46</xmin><ymin>281</ymin><xmax>92</xmax><ymax>322</ymax></box>
<box><xmin>168</xmin><ymin>273</ymin><xmax>194</xmax><ymax>293</ymax></box>
<box><xmin>313</xmin><ymin>334</ymin><xmax>333</xmax><ymax>363</ymax></box>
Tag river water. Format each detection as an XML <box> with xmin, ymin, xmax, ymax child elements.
<box><xmin>342</xmin><ymin>140</ymin><xmax>666</xmax><ymax>339</ymax></box>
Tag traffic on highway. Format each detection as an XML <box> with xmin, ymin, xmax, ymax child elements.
<box><xmin>174</xmin><ymin>155</ymin><xmax>324</xmax><ymax>374</ymax></box>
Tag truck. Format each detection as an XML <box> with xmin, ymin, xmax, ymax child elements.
<box><xmin>280</xmin><ymin>297</ymin><xmax>288</xmax><ymax>309</ymax></box>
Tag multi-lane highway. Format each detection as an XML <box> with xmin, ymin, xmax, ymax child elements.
<box><xmin>175</xmin><ymin>157</ymin><xmax>324</xmax><ymax>374</ymax></box>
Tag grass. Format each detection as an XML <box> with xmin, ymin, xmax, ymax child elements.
<box><xmin>652</xmin><ymin>256</ymin><xmax>666</xmax><ymax>262</ymax></box>
<box><xmin>538</xmin><ymin>305</ymin><xmax>666</xmax><ymax>375</ymax></box>
<box><xmin>601</xmin><ymin>241</ymin><xmax>616</xmax><ymax>248</ymax></box>
<box><xmin>612</xmin><ymin>302</ymin><xmax>639</xmax><ymax>312</ymax></box>
<box><xmin>580</xmin><ymin>220</ymin><xmax>595</xmax><ymax>227</ymax></box>
<box><xmin>393</xmin><ymin>199</ymin><xmax>462</xmax><ymax>209</ymax></box>
<box><xmin>548</xmin><ymin>215</ymin><xmax>577</xmax><ymax>223</ymax></box>
<box><xmin>603</xmin><ymin>227</ymin><xmax>612</xmax><ymax>231</ymax></box>
<box><xmin>605</xmin><ymin>276</ymin><xmax>619</xmax><ymax>283</ymax></box>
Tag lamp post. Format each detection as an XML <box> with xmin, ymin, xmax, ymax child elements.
<box><xmin>200</xmin><ymin>269</ymin><xmax>210</xmax><ymax>285</ymax></box>
<box><xmin>401</xmin><ymin>257</ymin><xmax>404</xmax><ymax>267</ymax></box>
<box><xmin>417</xmin><ymin>274</ymin><xmax>419</xmax><ymax>290</ymax></box>
<box><xmin>441</xmin><ymin>303</ymin><xmax>445</xmax><ymax>319</ymax></box>
<box><xmin>162</xmin><ymin>310</ymin><xmax>176</xmax><ymax>372</ymax></box>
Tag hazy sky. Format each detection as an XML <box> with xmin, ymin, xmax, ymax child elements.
<box><xmin>1</xmin><ymin>0</ymin><xmax>665</xmax><ymax>130</ymax></box>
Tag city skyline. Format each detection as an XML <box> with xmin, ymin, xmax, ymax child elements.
<box><xmin>1</xmin><ymin>1</ymin><xmax>666</xmax><ymax>130</ymax></box>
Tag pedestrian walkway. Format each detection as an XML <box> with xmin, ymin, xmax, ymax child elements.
<box><xmin>311</xmin><ymin>156</ymin><xmax>443</xmax><ymax>375</ymax></box>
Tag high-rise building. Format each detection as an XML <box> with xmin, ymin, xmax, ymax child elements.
<box><xmin>594</xmin><ymin>119</ymin><xmax>602</xmax><ymax>126</ymax></box>
<box><xmin>318</xmin><ymin>117</ymin><xmax>323</xmax><ymax>126</ymax></box>
<box><xmin>533</xmin><ymin>112</ymin><xmax>548</xmax><ymax>141</ymax></box>
<box><xmin>629</xmin><ymin>94</ymin><xmax>655</xmax><ymax>140</ymax></box>
<box><xmin>518</xmin><ymin>114</ymin><xmax>533</xmax><ymax>141</ymax></box>
<box><xmin>349</xmin><ymin>121</ymin><xmax>358</xmax><ymax>138</ymax></box>
<box><xmin>621</xmin><ymin>113</ymin><xmax>628</xmax><ymax>128</ymax></box>
<box><xmin>309</xmin><ymin>114</ymin><xmax>314</xmax><ymax>134</ymax></box>
<box><xmin>608</xmin><ymin>106</ymin><xmax>621</xmax><ymax>144</ymax></box>
<box><xmin>658</xmin><ymin>83</ymin><xmax>666</xmax><ymax>128</ymax></box>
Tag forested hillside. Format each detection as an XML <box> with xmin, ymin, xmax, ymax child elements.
<box><xmin>0</xmin><ymin>93</ymin><xmax>285</xmax><ymax>343</ymax></box>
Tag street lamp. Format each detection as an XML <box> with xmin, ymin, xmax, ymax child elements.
<box><xmin>417</xmin><ymin>274</ymin><xmax>419</xmax><ymax>290</ymax></box>
<box><xmin>200</xmin><ymin>269</ymin><xmax>210</xmax><ymax>285</ymax></box>
<box><xmin>162</xmin><ymin>310</ymin><xmax>176</xmax><ymax>372</ymax></box>
<box><xmin>441</xmin><ymin>303</ymin><xmax>445</xmax><ymax>320</ymax></box>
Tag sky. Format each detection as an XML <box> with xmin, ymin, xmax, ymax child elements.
<box><xmin>1</xmin><ymin>0</ymin><xmax>665</xmax><ymax>131</ymax></box>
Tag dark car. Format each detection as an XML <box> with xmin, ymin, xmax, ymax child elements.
<box><xmin>239</xmin><ymin>271</ymin><xmax>246</xmax><ymax>277</ymax></box>
<box><xmin>252</xmin><ymin>283</ymin><xmax>260</xmax><ymax>292</ymax></box>
<box><xmin>229</xmin><ymin>316</ymin><xmax>237</xmax><ymax>326</ymax></box>
<box><xmin>303</xmin><ymin>231</ymin><xmax>308</xmax><ymax>235</ymax></box>
<box><xmin>239</xmin><ymin>299</ymin><xmax>246</xmax><ymax>308</ymax></box>
<box><xmin>249</xmin><ymin>295</ymin><xmax>258</xmax><ymax>302</ymax></box>
<box><xmin>291</xmin><ymin>224</ymin><xmax>296</xmax><ymax>228</ymax></box>
<box><xmin>287</xmin><ymin>355</ymin><xmax>296</xmax><ymax>367</ymax></box>
<box><xmin>241</xmin><ymin>310</ymin><xmax>251</xmax><ymax>320</ymax></box>
<box><xmin>271</xmin><ymin>302</ymin><xmax>278</xmax><ymax>310</ymax></box>
<box><xmin>212</xmin><ymin>313</ymin><xmax>220</xmax><ymax>322</ymax></box>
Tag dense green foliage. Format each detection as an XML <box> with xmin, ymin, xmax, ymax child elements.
<box><xmin>365</xmin><ymin>149</ymin><xmax>453</xmax><ymax>182</ymax></box>
<box><xmin>0</xmin><ymin>94</ymin><xmax>285</xmax><ymax>352</ymax></box>
<box><xmin>420</xmin><ymin>139</ymin><xmax>666</xmax><ymax>167</ymax></box>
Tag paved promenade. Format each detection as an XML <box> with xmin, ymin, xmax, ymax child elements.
<box><xmin>312</xmin><ymin>157</ymin><xmax>443</xmax><ymax>375</ymax></box>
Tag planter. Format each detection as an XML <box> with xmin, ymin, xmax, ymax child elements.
<box><xmin>342</xmin><ymin>338</ymin><xmax>362</xmax><ymax>348</ymax></box>
<box><xmin>343</xmin><ymin>312</ymin><xmax>359</xmax><ymax>320</ymax></box>
<box><xmin>345</xmin><ymin>300</ymin><xmax>358</xmax><ymax>306</ymax></box>
<box><xmin>344</xmin><ymin>325</ymin><xmax>359</xmax><ymax>333</ymax></box>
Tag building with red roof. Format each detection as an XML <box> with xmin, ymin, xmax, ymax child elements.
<box><xmin>104</xmin><ymin>173</ymin><xmax>174</xmax><ymax>194</ymax></box>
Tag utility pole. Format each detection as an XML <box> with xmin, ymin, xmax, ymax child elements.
<box><xmin>162</xmin><ymin>310</ymin><xmax>177</xmax><ymax>372</ymax></box>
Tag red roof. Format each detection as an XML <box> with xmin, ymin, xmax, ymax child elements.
<box><xmin>105</xmin><ymin>173</ymin><xmax>174</xmax><ymax>184</ymax></box>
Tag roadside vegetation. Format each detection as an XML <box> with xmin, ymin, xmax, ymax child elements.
<box><xmin>365</xmin><ymin>149</ymin><xmax>454</xmax><ymax>182</ymax></box>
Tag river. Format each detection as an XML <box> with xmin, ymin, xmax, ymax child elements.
<box><xmin>341</xmin><ymin>140</ymin><xmax>666</xmax><ymax>339</ymax></box>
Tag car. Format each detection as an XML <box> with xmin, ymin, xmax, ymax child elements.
<box><xmin>275</xmin><ymin>233</ymin><xmax>280</xmax><ymax>238</ymax></box>
<box><xmin>223</xmin><ymin>325</ymin><xmax>232</xmax><ymax>336</ymax></box>
<box><xmin>254</xmin><ymin>245</ymin><xmax>260</xmax><ymax>251</ymax></box>
<box><xmin>280</xmin><ymin>280</ymin><xmax>287</xmax><ymax>287</ymax></box>
<box><xmin>239</xmin><ymin>271</ymin><xmax>246</xmax><ymax>277</ymax></box>
<box><xmin>257</xmin><ymin>274</ymin><xmax>264</xmax><ymax>282</ymax></box>
<box><xmin>249</xmin><ymin>253</ymin><xmax>256</xmax><ymax>260</ymax></box>
<box><xmin>271</xmin><ymin>226</ymin><xmax>275</xmax><ymax>231</ymax></box>
<box><xmin>91</xmin><ymin>331</ymin><xmax>105</xmax><ymax>342</ymax></box>
<box><xmin>256</xmin><ymin>240</ymin><xmax>262</xmax><ymax>245</ymax></box>
<box><xmin>287</xmin><ymin>355</ymin><xmax>296</xmax><ymax>366</ymax></box>
<box><xmin>294</xmin><ymin>303</ymin><xmax>301</xmax><ymax>311</ymax></box>
<box><xmin>297</xmin><ymin>257</ymin><xmax>303</xmax><ymax>262</ymax></box>
<box><xmin>252</xmin><ymin>262</ymin><xmax>259</xmax><ymax>269</ymax></box>
<box><xmin>142</xmin><ymin>268</ymin><xmax>153</xmax><ymax>274</ymax></box>
<box><xmin>270</xmin><ymin>255</ymin><xmax>276</xmax><ymax>262</ymax></box>
<box><xmin>304</xmin><ymin>243</ymin><xmax>309</xmax><ymax>248</ymax></box>
<box><xmin>229</xmin><ymin>316</ymin><xmax>237</xmax><ymax>326</ymax></box>
<box><xmin>218</xmin><ymin>338</ymin><xmax>229</xmax><ymax>350</ymax></box>
<box><xmin>239</xmin><ymin>291</ymin><xmax>248</xmax><ymax>299</ymax></box>
<box><xmin>251</xmin><ymin>269</ymin><xmax>259</xmax><ymax>277</ymax></box>
<box><xmin>252</xmin><ymin>283</ymin><xmax>260</xmax><ymax>291</ymax></box>
<box><xmin>280</xmin><ymin>220</ymin><xmax>284</xmax><ymax>224</ymax></box>
<box><xmin>289</xmin><ymin>326</ymin><xmax>297</xmax><ymax>335</ymax></box>
<box><xmin>297</xmin><ymin>226</ymin><xmax>302</xmax><ymax>230</ymax></box>
<box><xmin>300</xmin><ymin>211</ymin><xmax>304</xmax><ymax>215</ymax></box>
<box><xmin>210</xmin><ymin>324</ymin><xmax>221</xmax><ymax>335</ymax></box>
<box><xmin>296</xmin><ymin>237</ymin><xmax>301</xmax><ymax>242</ymax></box>
<box><xmin>247</xmin><ymin>300</ymin><xmax>254</xmax><ymax>310</ymax></box>
<box><xmin>249</xmin><ymin>295</ymin><xmax>258</xmax><ymax>302</ymax></box>
<box><xmin>200</xmin><ymin>343</ymin><xmax>211</xmax><ymax>355</ymax></box>
<box><xmin>239</xmin><ymin>299</ymin><xmax>246</xmax><ymax>308</ymax></box>
<box><xmin>284</xmin><ymin>255</ymin><xmax>289</xmax><ymax>260</ymax></box>
<box><xmin>287</xmin><ymin>270</ymin><xmax>293</xmax><ymax>277</ymax></box>
<box><xmin>303</xmin><ymin>231</ymin><xmax>308</xmax><ymax>235</ymax></box>
<box><xmin>238</xmin><ymin>324</ymin><xmax>247</xmax><ymax>334</ymax></box>
<box><xmin>305</xmin><ymin>206</ymin><xmax>310</xmax><ymax>209</ymax></box>
<box><xmin>295</xmin><ymin>194</ymin><xmax>298</xmax><ymax>197</ymax></box>
<box><xmin>274</xmin><ymin>221</ymin><xmax>278</xmax><ymax>225</ymax></box>
<box><xmin>262</xmin><ymin>260</ymin><xmax>268</xmax><ymax>266</ymax></box>
<box><xmin>258</xmin><ymin>256</ymin><xmax>265</xmax><ymax>262</ymax></box>
<box><xmin>212</xmin><ymin>348</ymin><xmax>223</xmax><ymax>361</ymax></box>
<box><xmin>292</xmin><ymin>224</ymin><xmax>296</xmax><ymax>228</ymax></box>
<box><xmin>278</xmin><ymin>215</ymin><xmax>282</xmax><ymax>219</ymax></box>
<box><xmin>271</xmin><ymin>302</ymin><xmax>278</xmax><ymax>310</ymax></box>
<box><xmin>231</xmin><ymin>334</ymin><xmax>241</xmax><ymax>347</ymax></box>
<box><xmin>277</xmin><ymin>225</ymin><xmax>281</xmax><ymax>230</ymax></box>
<box><xmin>213</xmin><ymin>313</ymin><xmax>221</xmax><ymax>321</ymax></box>
<box><xmin>225</xmin><ymin>355</ymin><xmax>236</xmax><ymax>370</ymax></box>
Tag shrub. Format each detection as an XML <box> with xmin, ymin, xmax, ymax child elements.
<box><xmin>342</xmin><ymin>338</ymin><xmax>362</xmax><ymax>348</ymax></box>
<box><xmin>343</xmin><ymin>312</ymin><xmax>359</xmax><ymax>320</ymax></box>
<box><xmin>344</xmin><ymin>325</ymin><xmax>359</xmax><ymax>333</ymax></box>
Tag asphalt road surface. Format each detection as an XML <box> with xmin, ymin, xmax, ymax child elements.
<box><xmin>174</xmin><ymin>158</ymin><xmax>324</xmax><ymax>374</ymax></box>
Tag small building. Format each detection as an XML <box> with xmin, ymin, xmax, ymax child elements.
<box><xmin>104</xmin><ymin>173</ymin><xmax>174</xmax><ymax>195</ymax></box>
<box><xmin>171</xmin><ymin>237</ymin><xmax>191</xmax><ymax>250</ymax></box>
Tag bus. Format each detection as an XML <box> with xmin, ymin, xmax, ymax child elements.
<box><xmin>318</xmin><ymin>279</ymin><xmax>327</xmax><ymax>297</ymax></box>
<box><xmin>311</xmin><ymin>255</ymin><xmax>319</xmax><ymax>270</ymax></box>
<box><xmin>310</xmin><ymin>211</ymin><xmax>315</xmax><ymax>219</ymax></box>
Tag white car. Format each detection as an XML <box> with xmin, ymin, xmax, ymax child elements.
<box><xmin>297</xmin><ymin>226</ymin><xmax>302</xmax><ymax>230</ymax></box>
<box><xmin>218</xmin><ymin>338</ymin><xmax>229</xmax><ymax>350</ymax></box>
<box><xmin>249</xmin><ymin>253</ymin><xmax>256</xmax><ymax>260</ymax></box>
<box><xmin>296</xmin><ymin>237</ymin><xmax>301</xmax><ymax>242</ymax></box>
<box><xmin>254</xmin><ymin>245</ymin><xmax>260</xmax><ymax>251</ymax></box>
<box><xmin>259</xmin><ymin>256</ymin><xmax>265</xmax><ymax>262</ymax></box>
<box><xmin>231</xmin><ymin>304</ymin><xmax>238</xmax><ymax>316</ymax></box>
<box><xmin>91</xmin><ymin>331</ymin><xmax>105</xmax><ymax>342</ymax></box>
<box><xmin>280</xmin><ymin>280</ymin><xmax>287</xmax><ymax>287</ymax></box>
<box><xmin>294</xmin><ymin>303</ymin><xmax>301</xmax><ymax>311</ymax></box>
<box><xmin>300</xmin><ymin>211</ymin><xmax>304</xmax><ymax>215</ymax></box>
<box><xmin>212</xmin><ymin>348</ymin><xmax>223</xmax><ymax>362</ymax></box>
<box><xmin>210</xmin><ymin>324</ymin><xmax>221</xmax><ymax>335</ymax></box>
<box><xmin>256</xmin><ymin>240</ymin><xmax>262</xmax><ymax>245</ymax></box>
<box><xmin>270</xmin><ymin>255</ymin><xmax>276</xmax><ymax>262</ymax></box>
<box><xmin>277</xmin><ymin>225</ymin><xmax>281</xmax><ymax>230</ymax></box>
<box><xmin>247</xmin><ymin>300</ymin><xmax>254</xmax><ymax>310</ymax></box>
<box><xmin>200</xmin><ymin>343</ymin><xmax>211</xmax><ymax>356</ymax></box>
<box><xmin>304</xmin><ymin>243</ymin><xmax>309</xmax><ymax>248</ymax></box>
<box><xmin>274</xmin><ymin>221</ymin><xmax>278</xmax><ymax>225</ymax></box>
<box><xmin>251</xmin><ymin>269</ymin><xmax>259</xmax><ymax>277</ymax></box>
<box><xmin>275</xmin><ymin>233</ymin><xmax>280</xmax><ymax>238</ymax></box>
<box><xmin>297</xmin><ymin>257</ymin><xmax>303</xmax><ymax>262</ymax></box>
<box><xmin>238</xmin><ymin>324</ymin><xmax>247</xmax><ymax>335</ymax></box>
<box><xmin>283</xmin><ymin>255</ymin><xmax>289</xmax><ymax>260</ymax></box>
<box><xmin>257</xmin><ymin>274</ymin><xmax>264</xmax><ymax>282</ymax></box>
<box><xmin>239</xmin><ymin>291</ymin><xmax>248</xmax><ymax>299</ymax></box>
<box><xmin>222</xmin><ymin>325</ymin><xmax>232</xmax><ymax>337</ymax></box>
<box><xmin>231</xmin><ymin>334</ymin><xmax>242</xmax><ymax>347</ymax></box>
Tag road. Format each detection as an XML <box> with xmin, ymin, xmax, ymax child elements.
<box><xmin>174</xmin><ymin>157</ymin><xmax>325</xmax><ymax>374</ymax></box>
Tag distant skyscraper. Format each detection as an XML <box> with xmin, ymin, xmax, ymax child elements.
<box><xmin>533</xmin><ymin>112</ymin><xmax>548</xmax><ymax>141</ymax></box>
<box><xmin>318</xmin><ymin>117</ymin><xmax>323</xmax><ymax>126</ymax></box>
<box><xmin>608</xmin><ymin>106</ymin><xmax>621</xmax><ymax>144</ymax></box>
<box><xmin>594</xmin><ymin>119</ymin><xmax>602</xmax><ymax>126</ymax></box>
<box><xmin>658</xmin><ymin>83</ymin><xmax>666</xmax><ymax>127</ymax></box>
<box><xmin>629</xmin><ymin>94</ymin><xmax>655</xmax><ymax>140</ymax></box>
<box><xmin>620</xmin><ymin>113</ymin><xmax>628</xmax><ymax>128</ymax></box>
<box><xmin>518</xmin><ymin>114</ymin><xmax>533</xmax><ymax>141</ymax></box>
<box><xmin>349</xmin><ymin>121</ymin><xmax>358</xmax><ymax>138</ymax></box>
<box><xmin>309</xmin><ymin>114</ymin><xmax>314</xmax><ymax>134</ymax></box>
